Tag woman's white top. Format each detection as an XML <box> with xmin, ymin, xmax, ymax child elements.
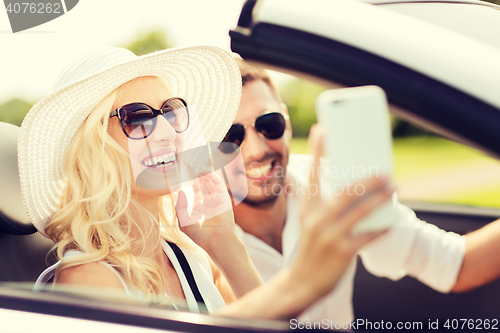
<box><xmin>33</xmin><ymin>240</ymin><xmax>226</xmax><ymax>314</ymax></box>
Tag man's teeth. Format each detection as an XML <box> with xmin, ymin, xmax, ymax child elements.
<box><xmin>246</xmin><ymin>163</ymin><xmax>272</xmax><ymax>178</ymax></box>
<box><xmin>144</xmin><ymin>152</ymin><xmax>176</xmax><ymax>167</ymax></box>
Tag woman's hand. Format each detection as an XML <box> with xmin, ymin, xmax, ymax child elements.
<box><xmin>176</xmin><ymin>171</ymin><xmax>264</xmax><ymax>298</ymax></box>
<box><xmin>176</xmin><ymin>170</ymin><xmax>235</xmax><ymax>256</ymax></box>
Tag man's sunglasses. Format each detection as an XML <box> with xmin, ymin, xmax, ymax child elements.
<box><xmin>219</xmin><ymin>111</ymin><xmax>289</xmax><ymax>154</ymax></box>
<box><xmin>110</xmin><ymin>97</ymin><xmax>189</xmax><ymax>140</ymax></box>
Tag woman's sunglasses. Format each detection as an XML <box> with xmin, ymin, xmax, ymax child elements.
<box><xmin>219</xmin><ymin>111</ymin><xmax>289</xmax><ymax>154</ymax></box>
<box><xmin>110</xmin><ymin>97</ymin><xmax>189</xmax><ymax>140</ymax></box>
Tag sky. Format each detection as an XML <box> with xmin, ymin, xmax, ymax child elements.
<box><xmin>0</xmin><ymin>0</ymin><xmax>266</xmax><ymax>103</ymax></box>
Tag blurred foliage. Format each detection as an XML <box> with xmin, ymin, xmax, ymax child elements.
<box><xmin>0</xmin><ymin>98</ymin><xmax>32</xmax><ymax>126</ymax></box>
<box><xmin>280</xmin><ymin>78</ymin><xmax>432</xmax><ymax>138</ymax></box>
<box><xmin>279</xmin><ymin>79</ymin><xmax>323</xmax><ymax>137</ymax></box>
<box><xmin>0</xmin><ymin>29</ymin><xmax>173</xmax><ymax>127</ymax></box>
<box><xmin>124</xmin><ymin>29</ymin><xmax>172</xmax><ymax>56</ymax></box>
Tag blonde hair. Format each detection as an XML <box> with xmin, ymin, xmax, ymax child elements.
<box><xmin>46</xmin><ymin>77</ymin><xmax>199</xmax><ymax>297</ymax></box>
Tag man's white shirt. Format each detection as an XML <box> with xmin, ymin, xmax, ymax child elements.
<box><xmin>235</xmin><ymin>154</ymin><xmax>465</xmax><ymax>324</ymax></box>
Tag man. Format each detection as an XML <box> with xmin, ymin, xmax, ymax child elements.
<box><xmin>227</xmin><ymin>58</ymin><xmax>500</xmax><ymax>324</ymax></box>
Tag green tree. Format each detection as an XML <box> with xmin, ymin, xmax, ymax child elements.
<box><xmin>124</xmin><ymin>29</ymin><xmax>172</xmax><ymax>56</ymax></box>
<box><xmin>0</xmin><ymin>98</ymin><xmax>33</xmax><ymax>126</ymax></box>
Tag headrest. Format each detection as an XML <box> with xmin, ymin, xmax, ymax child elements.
<box><xmin>0</xmin><ymin>122</ymin><xmax>36</xmax><ymax>234</ymax></box>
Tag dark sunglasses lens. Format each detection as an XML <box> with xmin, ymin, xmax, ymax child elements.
<box><xmin>120</xmin><ymin>105</ymin><xmax>156</xmax><ymax>139</ymax></box>
<box><xmin>255</xmin><ymin>113</ymin><xmax>286</xmax><ymax>139</ymax></box>
<box><xmin>161</xmin><ymin>98</ymin><xmax>189</xmax><ymax>132</ymax></box>
<box><xmin>219</xmin><ymin>124</ymin><xmax>245</xmax><ymax>154</ymax></box>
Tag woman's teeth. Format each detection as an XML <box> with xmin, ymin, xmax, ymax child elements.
<box><xmin>246</xmin><ymin>163</ymin><xmax>272</xmax><ymax>178</ymax></box>
<box><xmin>144</xmin><ymin>152</ymin><xmax>176</xmax><ymax>168</ymax></box>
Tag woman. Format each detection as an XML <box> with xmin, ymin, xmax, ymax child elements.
<box><xmin>21</xmin><ymin>46</ymin><xmax>392</xmax><ymax>319</ymax></box>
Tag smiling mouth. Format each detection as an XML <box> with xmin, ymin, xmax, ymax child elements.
<box><xmin>143</xmin><ymin>152</ymin><xmax>176</xmax><ymax>169</ymax></box>
<box><xmin>245</xmin><ymin>160</ymin><xmax>275</xmax><ymax>179</ymax></box>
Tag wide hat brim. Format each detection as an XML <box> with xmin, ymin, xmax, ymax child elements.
<box><xmin>18</xmin><ymin>46</ymin><xmax>241</xmax><ymax>236</ymax></box>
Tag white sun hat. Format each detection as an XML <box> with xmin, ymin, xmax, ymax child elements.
<box><xmin>18</xmin><ymin>46</ymin><xmax>241</xmax><ymax>236</ymax></box>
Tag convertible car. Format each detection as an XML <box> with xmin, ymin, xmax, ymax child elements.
<box><xmin>1</xmin><ymin>0</ymin><xmax>500</xmax><ymax>331</ymax></box>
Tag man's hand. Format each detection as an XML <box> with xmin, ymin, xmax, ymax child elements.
<box><xmin>292</xmin><ymin>124</ymin><xmax>393</xmax><ymax>302</ymax></box>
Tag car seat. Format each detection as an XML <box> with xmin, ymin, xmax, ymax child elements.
<box><xmin>0</xmin><ymin>122</ymin><xmax>54</xmax><ymax>282</ymax></box>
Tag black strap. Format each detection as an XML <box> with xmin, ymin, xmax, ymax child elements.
<box><xmin>167</xmin><ymin>242</ymin><xmax>208</xmax><ymax>313</ymax></box>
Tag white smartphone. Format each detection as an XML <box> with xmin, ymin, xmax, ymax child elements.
<box><xmin>315</xmin><ymin>85</ymin><xmax>397</xmax><ymax>233</ymax></box>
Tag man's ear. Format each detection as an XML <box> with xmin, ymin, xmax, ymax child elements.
<box><xmin>280</xmin><ymin>103</ymin><xmax>288</xmax><ymax>115</ymax></box>
<box><xmin>281</xmin><ymin>103</ymin><xmax>293</xmax><ymax>136</ymax></box>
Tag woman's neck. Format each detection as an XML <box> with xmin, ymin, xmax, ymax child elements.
<box><xmin>128</xmin><ymin>195</ymin><xmax>165</xmax><ymax>260</ymax></box>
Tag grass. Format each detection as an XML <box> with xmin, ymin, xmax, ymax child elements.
<box><xmin>291</xmin><ymin>136</ymin><xmax>500</xmax><ymax>208</ymax></box>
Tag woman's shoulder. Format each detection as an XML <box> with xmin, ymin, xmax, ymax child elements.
<box><xmin>57</xmin><ymin>262</ymin><xmax>125</xmax><ymax>290</ymax></box>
